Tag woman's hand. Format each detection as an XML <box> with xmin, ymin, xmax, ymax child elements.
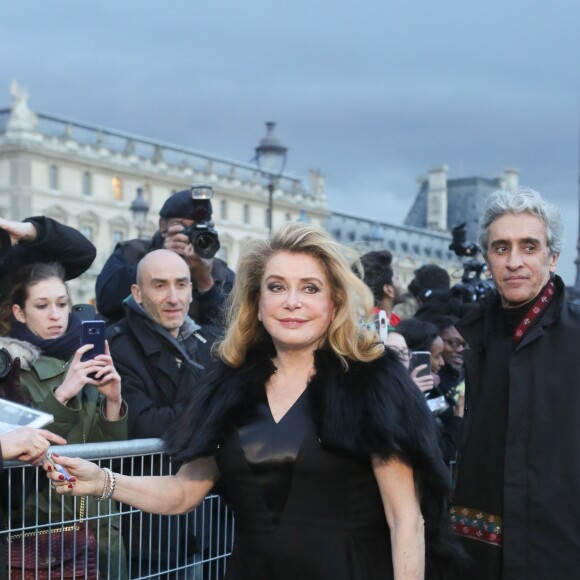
<box><xmin>410</xmin><ymin>365</ymin><xmax>433</xmax><ymax>393</ymax></box>
<box><xmin>93</xmin><ymin>341</ymin><xmax>123</xmax><ymax>420</ymax></box>
<box><xmin>54</xmin><ymin>343</ymin><xmax>122</xmax><ymax>419</ymax></box>
<box><xmin>43</xmin><ymin>453</ymin><xmax>103</xmax><ymax>497</ymax></box>
<box><xmin>54</xmin><ymin>344</ymin><xmax>105</xmax><ymax>404</ymax></box>
<box><xmin>0</xmin><ymin>428</ymin><xmax>66</xmax><ymax>465</ymax></box>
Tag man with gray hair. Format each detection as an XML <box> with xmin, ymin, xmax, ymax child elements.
<box><xmin>450</xmin><ymin>188</ymin><xmax>579</xmax><ymax>579</ymax></box>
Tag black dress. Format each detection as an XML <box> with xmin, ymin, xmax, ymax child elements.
<box><xmin>216</xmin><ymin>387</ymin><xmax>393</xmax><ymax>580</ymax></box>
<box><xmin>164</xmin><ymin>346</ymin><xmax>462</xmax><ymax>580</ymax></box>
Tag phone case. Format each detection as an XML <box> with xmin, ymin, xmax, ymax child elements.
<box><xmin>80</xmin><ymin>320</ymin><xmax>106</xmax><ymax>362</ymax></box>
<box><xmin>410</xmin><ymin>351</ymin><xmax>431</xmax><ymax>378</ymax></box>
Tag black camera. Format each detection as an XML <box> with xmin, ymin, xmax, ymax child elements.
<box><xmin>182</xmin><ymin>185</ymin><xmax>221</xmax><ymax>260</ymax></box>
<box><xmin>0</xmin><ymin>348</ymin><xmax>13</xmax><ymax>379</ymax></box>
<box><xmin>449</xmin><ymin>223</ymin><xmax>495</xmax><ymax>304</ymax></box>
<box><xmin>0</xmin><ymin>228</ymin><xmax>12</xmax><ymax>258</ymax></box>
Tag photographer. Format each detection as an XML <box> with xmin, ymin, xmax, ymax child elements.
<box><xmin>96</xmin><ymin>187</ymin><xmax>235</xmax><ymax>326</ymax></box>
<box><xmin>0</xmin><ymin>216</ymin><xmax>96</xmax><ymax>307</ymax></box>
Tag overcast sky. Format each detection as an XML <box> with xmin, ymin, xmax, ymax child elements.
<box><xmin>3</xmin><ymin>1</ymin><xmax>579</xmax><ymax>284</ymax></box>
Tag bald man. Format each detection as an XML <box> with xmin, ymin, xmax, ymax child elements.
<box><xmin>106</xmin><ymin>250</ymin><xmax>219</xmax><ymax>575</ymax></box>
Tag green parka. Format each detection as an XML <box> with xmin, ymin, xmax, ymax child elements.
<box><xmin>0</xmin><ymin>336</ymin><xmax>129</xmax><ymax>579</ymax></box>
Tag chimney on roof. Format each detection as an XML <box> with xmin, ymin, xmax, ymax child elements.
<box><xmin>426</xmin><ymin>165</ymin><xmax>448</xmax><ymax>232</ymax></box>
<box><xmin>503</xmin><ymin>166</ymin><xmax>520</xmax><ymax>190</ymax></box>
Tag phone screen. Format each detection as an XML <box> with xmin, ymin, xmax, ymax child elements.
<box><xmin>410</xmin><ymin>351</ymin><xmax>431</xmax><ymax>378</ymax></box>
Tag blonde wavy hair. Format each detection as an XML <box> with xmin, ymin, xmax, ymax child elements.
<box><xmin>219</xmin><ymin>222</ymin><xmax>384</xmax><ymax>368</ymax></box>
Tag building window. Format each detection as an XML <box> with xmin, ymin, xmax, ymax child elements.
<box><xmin>401</xmin><ymin>242</ymin><xmax>409</xmax><ymax>253</ymax></box>
<box><xmin>424</xmin><ymin>247</ymin><xmax>432</xmax><ymax>257</ymax></box>
<box><xmin>220</xmin><ymin>199</ymin><xmax>228</xmax><ymax>221</ymax></box>
<box><xmin>388</xmin><ymin>240</ymin><xmax>396</xmax><ymax>251</ymax></box>
<box><xmin>112</xmin><ymin>177</ymin><xmax>123</xmax><ymax>201</ymax></box>
<box><xmin>49</xmin><ymin>165</ymin><xmax>59</xmax><ymax>190</ymax></box>
<box><xmin>80</xmin><ymin>225</ymin><xmax>94</xmax><ymax>241</ymax></box>
<box><xmin>285</xmin><ymin>212</ymin><xmax>292</xmax><ymax>222</ymax></box>
<box><xmin>264</xmin><ymin>208</ymin><xmax>270</xmax><ymax>228</ymax></box>
<box><xmin>112</xmin><ymin>230</ymin><xmax>124</xmax><ymax>245</ymax></box>
<box><xmin>348</xmin><ymin>231</ymin><xmax>356</xmax><ymax>242</ymax></box>
<box><xmin>412</xmin><ymin>244</ymin><xmax>420</xmax><ymax>254</ymax></box>
<box><xmin>243</xmin><ymin>204</ymin><xmax>250</xmax><ymax>225</ymax></box>
<box><xmin>436</xmin><ymin>250</ymin><xmax>443</xmax><ymax>259</ymax></box>
<box><xmin>82</xmin><ymin>171</ymin><xmax>92</xmax><ymax>196</ymax></box>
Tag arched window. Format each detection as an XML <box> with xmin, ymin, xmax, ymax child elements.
<box><xmin>220</xmin><ymin>199</ymin><xmax>228</xmax><ymax>221</ymax></box>
<box><xmin>112</xmin><ymin>177</ymin><xmax>123</xmax><ymax>201</ymax></box>
<box><xmin>243</xmin><ymin>204</ymin><xmax>250</xmax><ymax>225</ymax></box>
<box><xmin>49</xmin><ymin>165</ymin><xmax>59</xmax><ymax>190</ymax></box>
<box><xmin>82</xmin><ymin>171</ymin><xmax>92</xmax><ymax>196</ymax></box>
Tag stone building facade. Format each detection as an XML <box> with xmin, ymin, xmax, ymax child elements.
<box><xmin>0</xmin><ymin>82</ymin><xmax>329</xmax><ymax>304</ymax></box>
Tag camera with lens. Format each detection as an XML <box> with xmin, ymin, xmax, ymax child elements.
<box><xmin>0</xmin><ymin>348</ymin><xmax>14</xmax><ymax>380</ymax></box>
<box><xmin>449</xmin><ymin>223</ymin><xmax>495</xmax><ymax>304</ymax></box>
<box><xmin>181</xmin><ymin>185</ymin><xmax>221</xmax><ymax>260</ymax></box>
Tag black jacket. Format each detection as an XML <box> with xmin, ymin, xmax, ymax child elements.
<box><xmin>0</xmin><ymin>216</ymin><xmax>96</xmax><ymax>304</ymax></box>
<box><xmin>96</xmin><ymin>234</ymin><xmax>235</xmax><ymax>326</ymax></box>
<box><xmin>107</xmin><ymin>299</ymin><xmax>220</xmax><ymax>439</ymax></box>
<box><xmin>455</xmin><ymin>276</ymin><xmax>580</xmax><ymax>579</ymax></box>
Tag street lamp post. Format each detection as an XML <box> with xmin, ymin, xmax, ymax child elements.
<box><xmin>130</xmin><ymin>187</ymin><xmax>150</xmax><ymax>239</ymax></box>
<box><xmin>255</xmin><ymin>122</ymin><xmax>288</xmax><ymax>236</ymax></box>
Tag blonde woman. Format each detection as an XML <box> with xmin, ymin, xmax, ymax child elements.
<box><xmin>47</xmin><ymin>223</ymin><xmax>461</xmax><ymax>580</ymax></box>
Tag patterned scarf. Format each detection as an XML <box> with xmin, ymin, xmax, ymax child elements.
<box><xmin>513</xmin><ymin>279</ymin><xmax>556</xmax><ymax>344</ymax></box>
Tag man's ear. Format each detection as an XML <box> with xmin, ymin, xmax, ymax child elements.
<box><xmin>12</xmin><ymin>304</ymin><xmax>26</xmax><ymax>324</ymax></box>
<box><xmin>131</xmin><ymin>284</ymin><xmax>142</xmax><ymax>304</ymax></box>
<box><xmin>549</xmin><ymin>252</ymin><xmax>560</xmax><ymax>273</ymax></box>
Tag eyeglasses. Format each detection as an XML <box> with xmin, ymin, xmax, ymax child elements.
<box><xmin>442</xmin><ymin>338</ymin><xmax>468</xmax><ymax>350</ymax></box>
<box><xmin>387</xmin><ymin>346</ymin><xmax>411</xmax><ymax>358</ymax></box>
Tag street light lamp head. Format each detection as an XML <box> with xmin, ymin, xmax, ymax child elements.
<box><xmin>255</xmin><ymin>121</ymin><xmax>288</xmax><ymax>177</ymax></box>
<box><xmin>130</xmin><ymin>186</ymin><xmax>150</xmax><ymax>238</ymax></box>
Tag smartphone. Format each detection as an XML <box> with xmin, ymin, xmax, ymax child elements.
<box><xmin>80</xmin><ymin>320</ymin><xmax>106</xmax><ymax>363</ymax></box>
<box><xmin>72</xmin><ymin>303</ymin><xmax>96</xmax><ymax>322</ymax></box>
<box><xmin>45</xmin><ymin>450</ymin><xmax>72</xmax><ymax>481</ymax></box>
<box><xmin>409</xmin><ymin>351</ymin><xmax>431</xmax><ymax>378</ymax></box>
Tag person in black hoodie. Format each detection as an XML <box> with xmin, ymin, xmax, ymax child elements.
<box><xmin>107</xmin><ymin>249</ymin><xmax>220</xmax><ymax>579</ymax></box>
<box><xmin>0</xmin><ymin>216</ymin><xmax>96</xmax><ymax>307</ymax></box>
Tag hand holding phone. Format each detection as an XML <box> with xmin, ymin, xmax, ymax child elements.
<box><xmin>409</xmin><ymin>351</ymin><xmax>431</xmax><ymax>378</ymax></box>
<box><xmin>80</xmin><ymin>321</ymin><xmax>106</xmax><ymax>379</ymax></box>
<box><xmin>46</xmin><ymin>450</ymin><xmax>72</xmax><ymax>481</ymax></box>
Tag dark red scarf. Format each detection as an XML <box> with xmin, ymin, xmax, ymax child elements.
<box><xmin>513</xmin><ymin>279</ymin><xmax>556</xmax><ymax>344</ymax></box>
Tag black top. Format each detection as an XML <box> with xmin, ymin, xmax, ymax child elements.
<box><xmin>216</xmin><ymin>385</ymin><xmax>393</xmax><ymax>580</ymax></box>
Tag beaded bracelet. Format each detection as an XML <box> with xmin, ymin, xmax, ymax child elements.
<box><xmin>94</xmin><ymin>467</ymin><xmax>116</xmax><ymax>502</ymax></box>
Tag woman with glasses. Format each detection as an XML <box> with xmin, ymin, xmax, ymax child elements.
<box><xmin>396</xmin><ymin>318</ymin><xmax>464</xmax><ymax>466</ymax></box>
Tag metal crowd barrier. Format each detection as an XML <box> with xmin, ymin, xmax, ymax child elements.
<box><xmin>0</xmin><ymin>439</ymin><xmax>234</xmax><ymax>579</ymax></box>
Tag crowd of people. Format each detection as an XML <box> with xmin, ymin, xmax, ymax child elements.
<box><xmin>1</xmin><ymin>185</ymin><xmax>579</xmax><ymax>580</ymax></box>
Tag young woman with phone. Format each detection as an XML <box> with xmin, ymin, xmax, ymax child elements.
<box><xmin>0</xmin><ymin>262</ymin><xmax>128</xmax><ymax>578</ymax></box>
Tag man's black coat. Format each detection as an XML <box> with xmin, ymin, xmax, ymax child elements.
<box><xmin>455</xmin><ymin>276</ymin><xmax>580</xmax><ymax>579</ymax></box>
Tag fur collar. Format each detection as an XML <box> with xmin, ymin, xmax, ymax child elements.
<box><xmin>0</xmin><ymin>336</ymin><xmax>41</xmax><ymax>371</ymax></box>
